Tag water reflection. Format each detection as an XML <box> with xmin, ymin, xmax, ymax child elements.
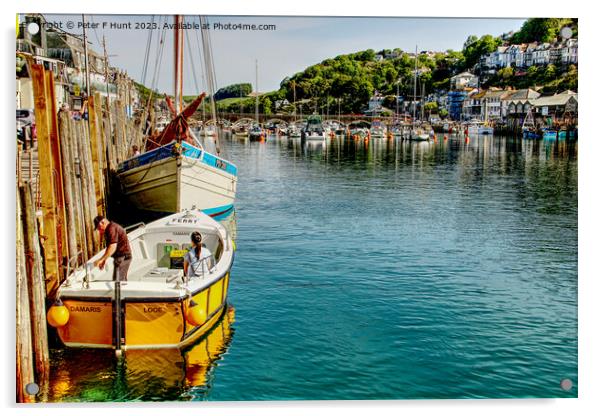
<box><xmin>46</xmin><ymin>307</ymin><xmax>236</xmax><ymax>402</ymax></box>
<box><xmin>264</xmin><ymin>134</ymin><xmax>578</xmax><ymax>179</ymax></box>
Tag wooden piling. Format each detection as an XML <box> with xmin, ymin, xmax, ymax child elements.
<box><xmin>74</xmin><ymin>120</ymin><xmax>95</xmax><ymax>259</ymax></box>
<box><xmin>31</xmin><ymin>63</ymin><xmax>61</xmax><ymax>296</ymax></box>
<box><xmin>58</xmin><ymin>112</ymin><xmax>79</xmax><ymax>263</ymax></box>
<box><xmin>20</xmin><ymin>183</ymin><xmax>50</xmax><ymax>386</ymax></box>
<box><xmin>94</xmin><ymin>91</ymin><xmax>110</xmax><ymax>214</ymax></box>
<box><xmin>16</xmin><ymin>187</ymin><xmax>35</xmax><ymax>403</ymax></box>
<box><xmin>88</xmin><ymin>95</ymin><xmax>106</xmax><ymax>216</ymax></box>
<box><xmin>17</xmin><ymin>143</ymin><xmax>22</xmax><ymax>185</ymax></box>
<box><xmin>82</xmin><ymin>119</ymin><xmax>100</xmax><ymax>252</ymax></box>
<box><xmin>45</xmin><ymin>70</ymin><xmax>68</xmax><ymax>274</ymax></box>
<box><xmin>65</xmin><ymin>116</ymin><xmax>87</xmax><ymax>261</ymax></box>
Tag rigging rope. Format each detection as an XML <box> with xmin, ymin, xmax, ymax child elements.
<box><xmin>199</xmin><ymin>15</ymin><xmax>222</xmax><ymax>155</ymax></box>
<box><xmin>140</xmin><ymin>15</ymin><xmax>155</xmax><ymax>86</ymax></box>
<box><xmin>184</xmin><ymin>27</ymin><xmax>200</xmax><ymax>94</ymax></box>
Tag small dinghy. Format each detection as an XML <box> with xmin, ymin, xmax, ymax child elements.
<box><xmin>49</xmin><ymin>210</ymin><xmax>235</xmax><ymax>351</ymax></box>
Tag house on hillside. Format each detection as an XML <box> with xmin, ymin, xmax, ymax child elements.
<box><xmin>532</xmin><ymin>43</ymin><xmax>551</xmax><ymax>66</ymax></box>
<box><xmin>462</xmin><ymin>89</ymin><xmax>485</xmax><ymax>120</ymax></box>
<box><xmin>450</xmin><ymin>72</ymin><xmax>478</xmax><ymax>90</ymax></box>
<box><xmin>481</xmin><ymin>88</ymin><xmax>514</xmax><ymax>121</ymax></box>
<box><xmin>559</xmin><ymin>39</ymin><xmax>578</xmax><ymax>65</ymax></box>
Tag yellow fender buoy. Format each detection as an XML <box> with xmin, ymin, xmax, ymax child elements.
<box><xmin>47</xmin><ymin>299</ymin><xmax>69</xmax><ymax>328</ymax></box>
<box><xmin>185</xmin><ymin>299</ymin><xmax>207</xmax><ymax>327</ymax></box>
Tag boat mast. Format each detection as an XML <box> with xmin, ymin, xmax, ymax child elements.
<box><xmin>81</xmin><ymin>14</ymin><xmax>91</xmax><ymax>98</ymax></box>
<box><xmin>421</xmin><ymin>81</ymin><xmax>425</xmax><ymax>122</ymax></box>
<box><xmin>293</xmin><ymin>80</ymin><xmax>297</xmax><ymax>118</ymax></box>
<box><xmin>396</xmin><ymin>81</ymin><xmax>399</xmax><ymax>120</ymax></box>
<box><xmin>413</xmin><ymin>45</ymin><xmax>418</xmax><ymax>123</ymax></box>
<box><xmin>174</xmin><ymin>15</ymin><xmax>184</xmax><ymax>114</ymax></box>
<box><xmin>255</xmin><ymin>59</ymin><xmax>259</xmax><ymax>124</ymax></box>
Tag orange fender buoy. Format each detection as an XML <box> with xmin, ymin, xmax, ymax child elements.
<box><xmin>47</xmin><ymin>299</ymin><xmax>69</xmax><ymax>328</ymax></box>
<box><xmin>185</xmin><ymin>299</ymin><xmax>207</xmax><ymax>327</ymax></box>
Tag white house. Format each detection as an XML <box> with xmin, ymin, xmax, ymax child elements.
<box><xmin>505</xmin><ymin>44</ymin><xmax>525</xmax><ymax>67</ymax></box>
<box><xmin>562</xmin><ymin>39</ymin><xmax>578</xmax><ymax>64</ymax></box>
<box><xmin>532</xmin><ymin>43</ymin><xmax>551</xmax><ymax>65</ymax></box>
<box><xmin>368</xmin><ymin>93</ymin><xmax>385</xmax><ymax>112</ymax></box>
<box><xmin>450</xmin><ymin>72</ymin><xmax>478</xmax><ymax>90</ymax></box>
<box><xmin>481</xmin><ymin>89</ymin><xmax>513</xmax><ymax>121</ymax></box>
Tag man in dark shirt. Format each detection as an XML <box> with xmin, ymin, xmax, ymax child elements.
<box><xmin>93</xmin><ymin>215</ymin><xmax>132</xmax><ymax>281</ymax></box>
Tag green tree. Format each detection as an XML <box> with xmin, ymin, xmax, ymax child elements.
<box><xmin>544</xmin><ymin>64</ymin><xmax>557</xmax><ymax>81</ymax></box>
<box><xmin>214</xmin><ymin>83</ymin><xmax>252</xmax><ymax>101</ymax></box>
<box><xmin>510</xmin><ymin>18</ymin><xmax>577</xmax><ymax>44</ymax></box>
<box><xmin>463</xmin><ymin>34</ymin><xmax>501</xmax><ymax>69</ymax></box>
<box><xmin>261</xmin><ymin>97</ymin><xmax>272</xmax><ymax>115</ymax></box>
<box><xmin>499</xmin><ymin>67</ymin><xmax>514</xmax><ymax>79</ymax></box>
<box><xmin>424</xmin><ymin>101</ymin><xmax>438</xmax><ymax>117</ymax></box>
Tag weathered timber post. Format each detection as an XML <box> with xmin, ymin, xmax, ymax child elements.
<box><xmin>75</xmin><ymin>120</ymin><xmax>95</xmax><ymax>259</ymax></box>
<box><xmin>87</xmin><ymin>95</ymin><xmax>106</xmax><ymax>216</ymax></box>
<box><xmin>58</xmin><ymin>112</ymin><xmax>79</xmax><ymax>262</ymax></box>
<box><xmin>16</xmin><ymin>188</ymin><xmax>35</xmax><ymax>403</ymax></box>
<box><xmin>20</xmin><ymin>183</ymin><xmax>50</xmax><ymax>386</ymax></box>
<box><xmin>31</xmin><ymin>64</ymin><xmax>61</xmax><ymax>296</ymax></box>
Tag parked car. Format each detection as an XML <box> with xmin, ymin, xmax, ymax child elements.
<box><xmin>16</xmin><ymin>109</ymin><xmax>36</xmax><ymax>144</ymax></box>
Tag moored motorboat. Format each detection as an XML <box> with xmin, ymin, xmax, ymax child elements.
<box><xmin>466</xmin><ymin>120</ymin><xmax>494</xmax><ymax>135</ymax></box>
<box><xmin>286</xmin><ymin>124</ymin><xmax>301</xmax><ymax>138</ymax></box>
<box><xmin>301</xmin><ymin>115</ymin><xmax>325</xmax><ymax>140</ymax></box>
<box><xmin>410</xmin><ymin>125</ymin><xmax>430</xmax><ymax>141</ymax></box>
<box><xmin>248</xmin><ymin>124</ymin><xmax>264</xmax><ymax>141</ymax></box>
<box><xmin>49</xmin><ymin>209</ymin><xmax>235</xmax><ymax>351</ymax></box>
<box><xmin>369</xmin><ymin>119</ymin><xmax>386</xmax><ymax>138</ymax></box>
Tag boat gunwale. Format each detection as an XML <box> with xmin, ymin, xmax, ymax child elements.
<box><xmin>117</xmin><ymin>141</ymin><xmax>238</xmax><ymax>177</ymax></box>
<box><xmin>59</xmin><ymin>253</ymin><xmax>234</xmax><ymax>303</ymax></box>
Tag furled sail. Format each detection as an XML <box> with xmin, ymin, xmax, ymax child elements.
<box><xmin>145</xmin><ymin>92</ymin><xmax>206</xmax><ymax>150</ymax></box>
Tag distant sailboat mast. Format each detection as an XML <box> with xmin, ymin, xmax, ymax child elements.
<box><xmin>255</xmin><ymin>59</ymin><xmax>259</xmax><ymax>123</ymax></box>
<box><xmin>413</xmin><ymin>45</ymin><xmax>418</xmax><ymax>123</ymax></box>
<box><xmin>293</xmin><ymin>80</ymin><xmax>297</xmax><ymax>118</ymax></box>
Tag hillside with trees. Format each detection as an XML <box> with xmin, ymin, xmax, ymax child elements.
<box><xmin>206</xmin><ymin>18</ymin><xmax>577</xmax><ymax>115</ymax></box>
<box><xmin>509</xmin><ymin>18</ymin><xmax>578</xmax><ymax>44</ymax></box>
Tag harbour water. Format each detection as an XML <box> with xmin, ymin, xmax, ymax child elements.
<box><xmin>45</xmin><ymin>134</ymin><xmax>578</xmax><ymax>401</ymax></box>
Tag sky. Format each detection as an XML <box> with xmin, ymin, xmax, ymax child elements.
<box><xmin>33</xmin><ymin>14</ymin><xmax>527</xmax><ymax>95</ymax></box>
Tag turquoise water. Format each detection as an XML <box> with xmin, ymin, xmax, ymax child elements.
<box><xmin>46</xmin><ymin>134</ymin><xmax>578</xmax><ymax>401</ymax></box>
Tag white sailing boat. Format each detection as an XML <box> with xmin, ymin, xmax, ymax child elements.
<box><xmin>117</xmin><ymin>16</ymin><xmax>237</xmax><ymax>219</ymax></box>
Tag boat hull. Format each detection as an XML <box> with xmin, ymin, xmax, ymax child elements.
<box><xmin>467</xmin><ymin>126</ymin><xmax>494</xmax><ymax>135</ymax></box>
<box><xmin>57</xmin><ymin>273</ymin><xmax>231</xmax><ymax>350</ymax></box>
<box><xmin>54</xmin><ymin>209</ymin><xmax>236</xmax><ymax>350</ymax></box>
<box><xmin>117</xmin><ymin>142</ymin><xmax>237</xmax><ymax>217</ymax></box>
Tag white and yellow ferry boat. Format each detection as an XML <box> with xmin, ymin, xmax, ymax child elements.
<box><xmin>48</xmin><ymin>210</ymin><xmax>235</xmax><ymax>351</ymax></box>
